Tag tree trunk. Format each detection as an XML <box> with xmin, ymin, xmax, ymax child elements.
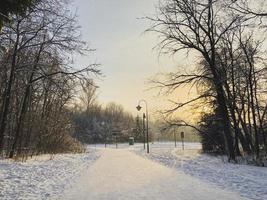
<box><xmin>0</xmin><ymin>31</ymin><xmax>19</xmax><ymax>151</ymax></box>
<box><xmin>9</xmin><ymin>39</ymin><xmax>44</xmax><ymax>158</ymax></box>
<box><xmin>215</xmin><ymin>83</ymin><xmax>235</xmax><ymax>161</ymax></box>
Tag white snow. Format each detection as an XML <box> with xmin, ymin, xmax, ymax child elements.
<box><xmin>135</xmin><ymin>142</ymin><xmax>267</xmax><ymax>200</ymax></box>
<box><xmin>0</xmin><ymin>149</ymin><xmax>100</xmax><ymax>200</ymax></box>
<box><xmin>62</xmin><ymin>148</ymin><xmax>247</xmax><ymax>200</ymax></box>
<box><xmin>1</xmin><ymin>143</ymin><xmax>266</xmax><ymax>200</ymax></box>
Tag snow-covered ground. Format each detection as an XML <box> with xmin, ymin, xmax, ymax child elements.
<box><xmin>0</xmin><ymin>149</ymin><xmax>100</xmax><ymax>200</ymax></box>
<box><xmin>135</xmin><ymin>142</ymin><xmax>267</xmax><ymax>200</ymax></box>
<box><xmin>0</xmin><ymin>142</ymin><xmax>266</xmax><ymax>200</ymax></box>
<box><xmin>62</xmin><ymin>148</ymin><xmax>246</xmax><ymax>200</ymax></box>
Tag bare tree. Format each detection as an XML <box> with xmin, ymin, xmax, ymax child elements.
<box><xmin>148</xmin><ymin>0</ymin><xmax>267</xmax><ymax>162</ymax></box>
<box><xmin>0</xmin><ymin>0</ymin><xmax>100</xmax><ymax>158</ymax></box>
<box><xmin>148</xmin><ymin>0</ymin><xmax>243</xmax><ymax>160</ymax></box>
<box><xmin>79</xmin><ymin>79</ymin><xmax>98</xmax><ymax>111</ymax></box>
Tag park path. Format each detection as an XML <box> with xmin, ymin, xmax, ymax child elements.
<box><xmin>61</xmin><ymin>148</ymin><xmax>246</xmax><ymax>200</ymax></box>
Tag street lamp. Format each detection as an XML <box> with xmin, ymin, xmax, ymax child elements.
<box><xmin>101</xmin><ymin>121</ymin><xmax>106</xmax><ymax>148</ymax></box>
<box><xmin>142</xmin><ymin>113</ymin><xmax>146</xmax><ymax>150</ymax></box>
<box><xmin>181</xmin><ymin>131</ymin><xmax>185</xmax><ymax>150</ymax></box>
<box><xmin>136</xmin><ymin>100</ymin><xmax>149</xmax><ymax>153</ymax></box>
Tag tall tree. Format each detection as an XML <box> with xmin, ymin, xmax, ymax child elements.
<box><xmin>0</xmin><ymin>0</ymin><xmax>100</xmax><ymax>158</ymax></box>
<box><xmin>148</xmin><ymin>0</ymin><xmax>241</xmax><ymax>160</ymax></box>
<box><xmin>149</xmin><ymin>0</ymin><xmax>267</xmax><ymax>162</ymax></box>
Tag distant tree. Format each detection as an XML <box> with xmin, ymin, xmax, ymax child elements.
<box><xmin>134</xmin><ymin>115</ymin><xmax>143</xmax><ymax>142</ymax></box>
<box><xmin>72</xmin><ymin>101</ymin><xmax>135</xmax><ymax>144</ymax></box>
<box><xmin>79</xmin><ymin>79</ymin><xmax>98</xmax><ymax>111</ymax></box>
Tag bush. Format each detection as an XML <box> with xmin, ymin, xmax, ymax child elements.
<box><xmin>199</xmin><ymin>109</ymin><xmax>226</xmax><ymax>154</ymax></box>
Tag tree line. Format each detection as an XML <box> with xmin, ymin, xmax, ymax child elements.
<box><xmin>149</xmin><ymin>0</ymin><xmax>267</xmax><ymax>163</ymax></box>
<box><xmin>72</xmin><ymin>80</ymin><xmax>136</xmax><ymax>144</ymax></box>
<box><xmin>0</xmin><ymin>0</ymin><xmax>100</xmax><ymax>159</ymax></box>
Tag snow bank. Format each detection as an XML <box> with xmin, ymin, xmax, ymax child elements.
<box><xmin>135</xmin><ymin>142</ymin><xmax>267</xmax><ymax>200</ymax></box>
<box><xmin>0</xmin><ymin>148</ymin><xmax>100</xmax><ymax>200</ymax></box>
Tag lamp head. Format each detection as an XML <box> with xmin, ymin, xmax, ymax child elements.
<box><xmin>136</xmin><ymin>105</ymin><xmax>142</xmax><ymax>111</ymax></box>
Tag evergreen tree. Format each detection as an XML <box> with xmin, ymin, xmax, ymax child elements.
<box><xmin>199</xmin><ymin>106</ymin><xmax>226</xmax><ymax>154</ymax></box>
<box><xmin>0</xmin><ymin>0</ymin><xmax>39</xmax><ymax>29</ymax></box>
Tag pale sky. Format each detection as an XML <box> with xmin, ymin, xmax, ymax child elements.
<box><xmin>72</xmin><ymin>0</ymin><xmax>196</xmax><ymax>118</ymax></box>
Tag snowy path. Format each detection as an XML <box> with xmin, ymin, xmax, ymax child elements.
<box><xmin>62</xmin><ymin>149</ymin><xmax>247</xmax><ymax>200</ymax></box>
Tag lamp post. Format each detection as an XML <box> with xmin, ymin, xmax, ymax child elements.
<box><xmin>181</xmin><ymin>131</ymin><xmax>185</xmax><ymax>150</ymax></box>
<box><xmin>142</xmin><ymin>113</ymin><xmax>146</xmax><ymax>150</ymax></box>
<box><xmin>136</xmin><ymin>100</ymin><xmax>149</xmax><ymax>154</ymax></box>
<box><xmin>101</xmin><ymin>121</ymin><xmax>106</xmax><ymax>148</ymax></box>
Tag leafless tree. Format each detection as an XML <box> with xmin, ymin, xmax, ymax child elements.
<box><xmin>0</xmin><ymin>0</ymin><xmax>100</xmax><ymax>158</ymax></box>
<box><xmin>148</xmin><ymin>0</ymin><xmax>267</xmax><ymax>162</ymax></box>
